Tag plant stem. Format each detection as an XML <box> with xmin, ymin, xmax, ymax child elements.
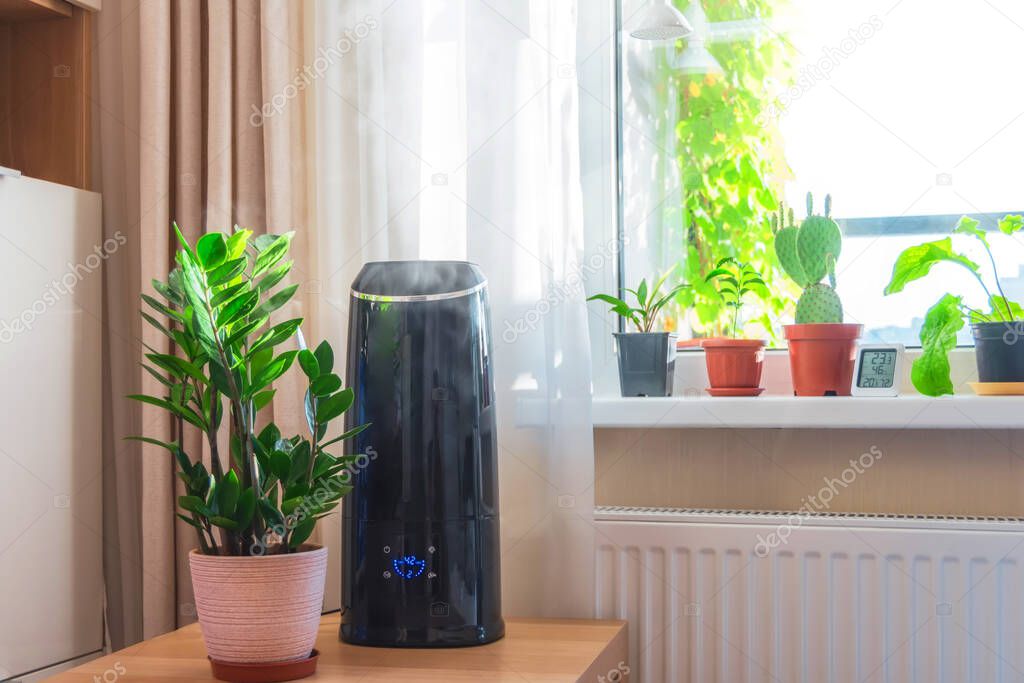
<box><xmin>982</xmin><ymin>242</ymin><xmax>1013</xmax><ymax>322</ymax></box>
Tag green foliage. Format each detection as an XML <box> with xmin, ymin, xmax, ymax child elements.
<box><xmin>704</xmin><ymin>257</ymin><xmax>768</xmax><ymax>338</ymax></box>
<box><xmin>884</xmin><ymin>214</ymin><xmax>1024</xmax><ymax>396</ymax></box>
<box><xmin>911</xmin><ymin>294</ymin><xmax>964</xmax><ymax>397</ymax></box>
<box><xmin>588</xmin><ymin>270</ymin><xmax>689</xmax><ymax>333</ymax></box>
<box><xmin>129</xmin><ymin>225</ymin><xmax>366</xmax><ymax>555</ymax></box>
<box><xmin>773</xmin><ymin>193</ymin><xmax>844</xmax><ymax>324</ymax></box>
<box><xmin>661</xmin><ymin>0</ymin><xmax>796</xmax><ymax>338</ymax></box>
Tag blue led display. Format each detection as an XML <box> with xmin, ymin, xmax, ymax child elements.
<box><xmin>392</xmin><ymin>555</ymin><xmax>426</xmax><ymax>579</ymax></box>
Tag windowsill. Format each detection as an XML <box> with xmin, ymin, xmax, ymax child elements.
<box><xmin>591</xmin><ymin>394</ymin><xmax>1024</xmax><ymax>430</ymax></box>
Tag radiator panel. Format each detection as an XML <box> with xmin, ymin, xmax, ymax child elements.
<box><xmin>594</xmin><ymin>508</ymin><xmax>1024</xmax><ymax>683</ymax></box>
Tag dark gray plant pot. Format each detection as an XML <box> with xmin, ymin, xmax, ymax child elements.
<box><xmin>614</xmin><ymin>332</ymin><xmax>677</xmax><ymax>397</ymax></box>
<box><xmin>972</xmin><ymin>321</ymin><xmax>1024</xmax><ymax>382</ymax></box>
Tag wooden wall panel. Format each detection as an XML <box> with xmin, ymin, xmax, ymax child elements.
<box><xmin>594</xmin><ymin>427</ymin><xmax>1024</xmax><ymax>517</ymax></box>
<box><xmin>0</xmin><ymin>4</ymin><xmax>91</xmax><ymax>188</ymax></box>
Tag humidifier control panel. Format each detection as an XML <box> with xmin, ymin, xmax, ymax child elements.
<box><xmin>381</xmin><ymin>542</ymin><xmax>439</xmax><ymax>584</ymax></box>
<box><xmin>341</xmin><ymin>516</ymin><xmax>503</xmax><ymax>646</ymax></box>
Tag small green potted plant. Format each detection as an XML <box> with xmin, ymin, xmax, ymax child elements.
<box><xmin>129</xmin><ymin>226</ymin><xmax>366</xmax><ymax>681</ymax></box>
<box><xmin>773</xmin><ymin>193</ymin><xmax>863</xmax><ymax>395</ymax></box>
<box><xmin>588</xmin><ymin>271</ymin><xmax>688</xmax><ymax>397</ymax></box>
<box><xmin>883</xmin><ymin>214</ymin><xmax>1024</xmax><ymax>396</ymax></box>
<box><xmin>702</xmin><ymin>257</ymin><xmax>770</xmax><ymax>396</ymax></box>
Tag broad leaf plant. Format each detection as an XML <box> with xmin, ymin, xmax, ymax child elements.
<box><xmin>129</xmin><ymin>226</ymin><xmax>367</xmax><ymax>555</ymax></box>
<box><xmin>884</xmin><ymin>215</ymin><xmax>1024</xmax><ymax>396</ymax></box>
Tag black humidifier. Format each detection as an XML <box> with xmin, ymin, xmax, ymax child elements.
<box><xmin>340</xmin><ymin>261</ymin><xmax>504</xmax><ymax>647</ymax></box>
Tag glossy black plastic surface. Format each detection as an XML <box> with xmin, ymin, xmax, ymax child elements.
<box><xmin>341</xmin><ymin>261</ymin><xmax>503</xmax><ymax>647</ymax></box>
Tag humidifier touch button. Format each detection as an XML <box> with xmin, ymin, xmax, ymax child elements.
<box><xmin>342</xmin><ymin>261</ymin><xmax>504</xmax><ymax>648</ymax></box>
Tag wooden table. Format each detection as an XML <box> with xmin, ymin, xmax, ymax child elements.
<box><xmin>48</xmin><ymin>613</ymin><xmax>628</xmax><ymax>682</ymax></box>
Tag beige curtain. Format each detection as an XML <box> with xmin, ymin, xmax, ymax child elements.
<box><xmin>94</xmin><ymin>0</ymin><xmax>316</xmax><ymax>649</ymax></box>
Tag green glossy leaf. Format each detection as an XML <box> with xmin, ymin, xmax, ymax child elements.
<box><xmin>145</xmin><ymin>353</ymin><xmax>207</xmax><ymax>384</ymax></box>
<box><xmin>233</xmin><ymin>488</ymin><xmax>256</xmax><ymax>529</ymax></box>
<box><xmin>249</xmin><ymin>319</ymin><xmax>302</xmax><ymax>356</ymax></box>
<box><xmin>317</xmin><ymin>388</ymin><xmax>354</xmax><ymax>423</ymax></box>
<box><xmin>911</xmin><ymin>294</ymin><xmax>964</xmax><ymax>397</ymax></box>
<box><xmin>209</xmin><ymin>515</ymin><xmax>239</xmax><ymax>530</ymax></box>
<box><xmin>953</xmin><ymin>215</ymin><xmax>987</xmax><ymax>246</ymax></box>
<box><xmin>252</xmin><ymin>389</ymin><xmax>276</xmax><ymax>411</ymax></box>
<box><xmin>176</xmin><ymin>512</ymin><xmax>202</xmax><ymax>529</ymax></box>
<box><xmin>288</xmin><ymin>441</ymin><xmax>311</xmax><ymax>483</ymax></box>
<box><xmin>196</xmin><ymin>233</ymin><xmax>228</xmax><ymax>269</ymax></box>
<box><xmin>298</xmin><ymin>349</ymin><xmax>320</xmax><ymax>380</ymax></box>
<box><xmin>141</xmin><ymin>294</ymin><xmax>184</xmax><ymax>322</ymax></box>
<box><xmin>248</xmin><ymin>350</ymin><xmax>298</xmax><ymax>395</ymax></box>
<box><xmin>250</xmin><ymin>347</ymin><xmax>273</xmax><ymax>376</ymax></box>
<box><xmin>314</xmin><ymin>341</ymin><xmax>334</xmax><ymax>375</ymax></box>
<box><xmin>210</xmin><ymin>282</ymin><xmax>249</xmax><ymax>308</ymax></box>
<box><xmin>270</xmin><ymin>450</ymin><xmax>291</xmax><ymax>482</ymax></box>
<box><xmin>311</xmin><ymin>374</ymin><xmax>342</xmax><ymax>396</ymax></box>
<box><xmin>588</xmin><ymin>293</ymin><xmax>630</xmax><ymax>310</ymax></box>
<box><xmin>178</xmin><ymin>495</ymin><xmax>212</xmax><ymax>517</ymax></box>
<box><xmin>125</xmin><ymin>435</ymin><xmax>177</xmax><ymax>454</ymax></box>
<box><xmin>141</xmin><ymin>363</ymin><xmax>174</xmax><ymax>388</ymax></box>
<box><xmin>172</xmin><ymin>222</ymin><xmax>195</xmax><ymax>257</ymax></box>
<box><xmin>225</xmin><ymin>229</ymin><xmax>252</xmax><ymax>259</ymax></box>
<box><xmin>999</xmin><ymin>215</ymin><xmax>1024</xmax><ymax>236</ymax></box>
<box><xmin>258</xmin><ymin>498</ymin><xmax>285</xmax><ymax>529</ymax></box>
<box><xmin>253</xmin><ymin>284</ymin><xmax>299</xmax><ymax>320</ymax></box>
<box><xmin>153</xmin><ymin>278</ymin><xmax>183</xmax><ymax>306</ymax></box>
<box><xmin>281</xmin><ymin>497</ymin><xmax>304</xmax><ymax>517</ymax></box>
<box><xmin>253</xmin><ymin>233</ymin><xmax>294</xmax><ymax>278</ymax></box>
<box><xmin>987</xmin><ymin>295</ymin><xmax>1024</xmax><ymax>322</ymax></box>
<box><xmin>127</xmin><ymin>394</ymin><xmax>206</xmax><ymax>429</ymax></box>
<box><xmin>636</xmin><ymin>279</ymin><xmax>648</xmax><ymax>306</ymax></box>
<box><xmin>224</xmin><ymin>316</ymin><xmax>269</xmax><ymax>349</ymax></box>
<box><xmin>257</xmin><ymin>423</ymin><xmax>281</xmax><ymax>451</ymax></box>
<box><xmin>208</xmin><ymin>257</ymin><xmax>247</xmax><ymax>287</ymax></box>
<box><xmin>256</xmin><ymin>261</ymin><xmax>293</xmax><ymax>293</ymax></box>
<box><xmin>311</xmin><ymin>453</ymin><xmax>339</xmax><ymax>479</ymax></box>
<box><xmin>140</xmin><ymin>311</ymin><xmax>172</xmax><ymax>339</ymax></box>
<box><xmin>319</xmin><ymin>423</ymin><xmax>370</xmax><ymax>449</ymax></box>
<box><xmin>216</xmin><ymin>290</ymin><xmax>259</xmax><ymax>327</ymax></box>
<box><xmin>884</xmin><ymin>238</ymin><xmax>980</xmax><ymax>295</ymax></box>
<box><xmin>217</xmin><ymin>470</ymin><xmax>240</xmax><ymax>517</ymax></box>
<box><xmin>207</xmin><ymin>361</ymin><xmax>237</xmax><ymax>397</ymax></box>
<box><xmin>704</xmin><ymin>267</ymin><xmax>732</xmax><ymax>282</ymax></box>
<box><xmin>288</xmin><ymin>517</ymin><xmax>316</xmax><ymax>548</ymax></box>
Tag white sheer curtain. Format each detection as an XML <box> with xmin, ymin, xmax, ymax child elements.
<box><xmin>315</xmin><ymin>0</ymin><xmax>595</xmax><ymax>617</ymax></box>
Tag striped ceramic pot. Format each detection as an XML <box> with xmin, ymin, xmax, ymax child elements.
<box><xmin>189</xmin><ymin>545</ymin><xmax>328</xmax><ymax>664</ymax></box>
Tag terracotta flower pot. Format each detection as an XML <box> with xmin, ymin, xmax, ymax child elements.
<box><xmin>784</xmin><ymin>323</ymin><xmax>863</xmax><ymax>396</ymax></box>
<box><xmin>189</xmin><ymin>545</ymin><xmax>327</xmax><ymax>671</ymax></box>
<box><xmin>702</xmin><ymin>338</ymin><xmax>766</xmax><ymax>392</ymax></box>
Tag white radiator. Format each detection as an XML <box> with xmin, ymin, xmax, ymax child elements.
<box><xmin>595</xmin><ymin>506</ymin><xmax>1024</xmax><ymax>683</ymax></box>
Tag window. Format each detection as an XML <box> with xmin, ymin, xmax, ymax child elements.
<box><xmin>618</xmin><ymin>0</ymin><xmax>1024</xmax><ymax>345</ymax></box>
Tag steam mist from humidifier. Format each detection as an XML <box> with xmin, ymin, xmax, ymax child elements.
<box><xmin>340</xmin><ymin>261</ymin><xmax>504</xmax><ymax>647</ymax></box>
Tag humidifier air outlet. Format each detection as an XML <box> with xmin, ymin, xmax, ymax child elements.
<box><xmin>350</xmin><ymin>280</ymin><xmax>487</xmax><ymax>303</ymax></box>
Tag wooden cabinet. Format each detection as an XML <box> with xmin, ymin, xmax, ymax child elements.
<box><xmin>0</xmin><ymin>0</ymin><xmax>92</xmax><ymax>189</ymax></box>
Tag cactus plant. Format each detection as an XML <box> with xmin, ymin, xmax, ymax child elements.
<box><xmin>773</xmin><ymin>193</ymin><xmax>844</xmax><ymax>324</ymax></box>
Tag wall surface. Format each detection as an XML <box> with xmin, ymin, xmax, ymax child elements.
<box><xmin>595</xmin><ymin>427</ymin><xmax>1024</xmax><ymax>516</ymax></box>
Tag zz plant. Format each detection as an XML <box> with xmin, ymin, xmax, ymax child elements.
<box><xmin>129</xmin><ymin>226</ymin><xmax>367</xmax><ymax>555</ymax></box>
